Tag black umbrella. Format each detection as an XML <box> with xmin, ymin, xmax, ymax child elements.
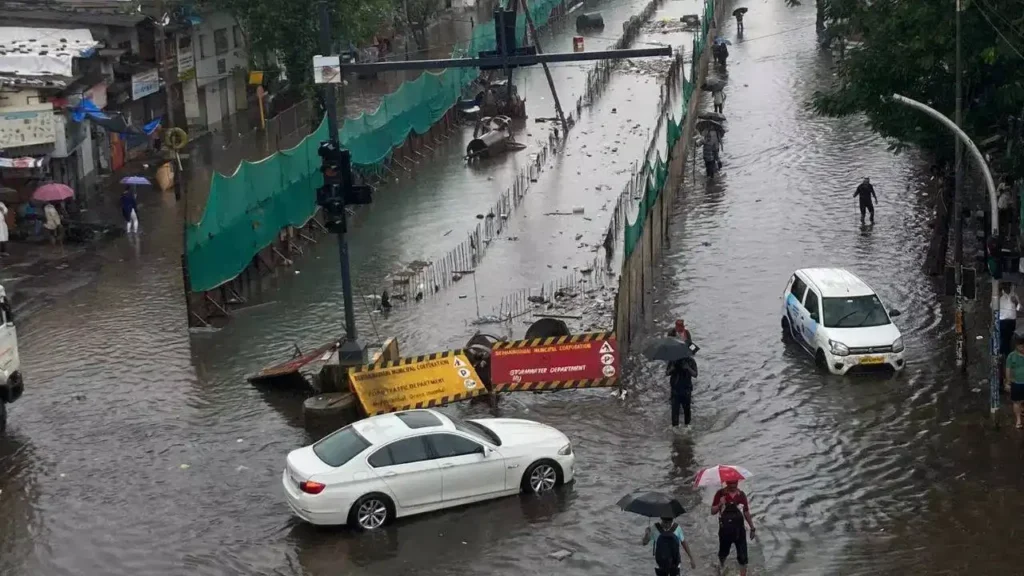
<box><xmin>733</xmin><ymin>7</ymin><xmax>748</xmax><ymax>16</ymax></box>
<box><xmin>617</xmin><ymin>491</ymin><xmax>686</xmax><ymax>518</ymax></box>
<box><xmin>696</xmin><ymin>119</ymin><xmax>726</xmax><ymax>136</ymax></box>
<box><xmin>698</xmin><ymin>111</ymin><xmax>727</xmax><ymax>122</ymax></box>
<box><xmin>643</xmin><ymin>337</ymin><xmax>693</xmax><ymax>362</ymax></box>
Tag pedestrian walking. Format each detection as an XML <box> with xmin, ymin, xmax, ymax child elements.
<box><xmin>667</xmin><ymin>355</ymin><xmax>697</xmax><ymax>427</ymax></box>
<box><xmin>997</xmin><ymin>179</ymin><xmax>1013</xmax><ymax>235</ymax></box>
<box><xmin>0</xmin><ymin>200</ymin><xmax>9</xmax><ymax>256</ymax></box>
<box><xmin>121</xmin><ymin>188</ymin><xmax>140</xmax><ymax>234</ymax></box>
<box><xmin>667</xmin><ymin>318</ymin><xmax>694</xmax><ymax>344</ymax></box>
<box><xmin>712</xmin><ymin>481</ymin><xmax>756</xmax><ymax>576</ymax></box>
<box><xmin>713</xmin><ymin>90</ymin><xmax>726</xmax><ymax>114</ymax></box>
<box><xmin>999</xmin><ymin>282</ymin><xmax>1019</xmax><ymax>363</ymax></box>
<box><xmin>641</xmin><ymin>517</ymin><xmax>697</xmax><ymax>576</ymax></box>
<box><xmin>854</xmin><ymin>177</ymin><xmax>877</xmax><ymax>224</ymax></box>
<box><xmin>42</xmin><ymin>202</ymin><xmax>63</xmax><ymax>247</ymax></box>
<box><xmin>1005</xmin><ymin>336</ymin><xmax>1024</xmax><ymax>429</ymax></box>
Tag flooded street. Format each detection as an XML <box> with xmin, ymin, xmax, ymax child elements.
<box><xmin>3</xmin><ymin>2</ymin><xmax>1024</xmax><ymax>575</ymax></box>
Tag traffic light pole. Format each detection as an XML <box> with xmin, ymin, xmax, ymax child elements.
<box><xmin>518</xmin><ymin>0</ymin><xmax>567</xmax><ymax>135</ymax></box>
<box><xmin>318</xmin><ymin>1</ymin><xmax>364</xmax><ymax>363</ymax></box>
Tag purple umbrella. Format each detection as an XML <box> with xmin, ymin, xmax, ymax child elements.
<box><xmin>32</xmin><ymin>183</ymin><xmax>75</xmax><ymax>202</ymax></box>
<box><xmin>120</xmin><ymin>175</ymin><xmax>152</xmax><ymax>186</ymax></box>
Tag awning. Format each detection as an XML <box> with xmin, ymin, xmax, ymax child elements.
<box><xmin>69</xmin><ymin>98</ymin><xmax>161</xmax><ymax>136</ymax></box>
<box><xmin>0</xmin><ymin>27</ymin><xmax>100</xmax><ymax>79</ymax></box>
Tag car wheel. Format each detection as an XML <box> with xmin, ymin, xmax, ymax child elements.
<box><xmin>0</xmin><ymin>402</ymin><xmax>6</xmax><ymax>435</ymax></box>
<box><xmin>349</xmin><ymin>493</ymin><xmax>393</xmax><ymax>531</ymax></box>
<box><xmin>815</xmin><ymin>349</ymin><xmax>828</xmax><ymax>371</ymax></box>
<box><xmin>522</xmin><ymin>459</ymin><xmax>562</xmax><ymax>494</ymax></box>
<box><xmin>781</xmin><ymin>317</ymin><xmax>792</xmax><ymax>340</ymax></box>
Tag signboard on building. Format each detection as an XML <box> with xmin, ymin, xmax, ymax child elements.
<box><xmin>177</xmin><ymin>43</ymin><xmax>196</xmax><ymax>81</ymax></box>
<box><xmin>0</xmin><ymin>103</ymin><xmax>56</xmax><ymax>149</ymax></box>
<box><xmin>131</xmin><ymin>69</ymin><xmax>160</xmax><ymax>101</ymax></box>
<box><xmin>348</xmin><ymin>350</ymin><xmax>486</xmax><ymax>415</ymax></box>
<box><xmin>490</xmin><ymin>332</ymin><xmax>621</xmax><ymax>391</ymax></box>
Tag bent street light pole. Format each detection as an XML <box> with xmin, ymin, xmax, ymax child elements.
<box><xmin>954</xmin><ymin>0</ymin><xmax>965</xmax><ymax>372</ymax></box>
<box><xmin>318</xmin><ymin>1</ymin><xmax>363</xmax><ymax>362</ymax></box>
<box><xmin>332</xmin><ymin>46</ymin><xmax>674</xmax><ymax>74</ymax></box>
<box><xmin>890</xmin><ymin>93</ymin><xmax>1000</xmax><ymax>420</ymax></box>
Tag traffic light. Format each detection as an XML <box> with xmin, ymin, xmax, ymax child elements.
<box><xmin>478</xmin><ymin>9</ymin><xmax>537</xmax><ymax>71</ymax></box>
<box><xmin>316</xmin><ymin>140</ymin><xmax>374</xmax><ymax>234</ymax></box>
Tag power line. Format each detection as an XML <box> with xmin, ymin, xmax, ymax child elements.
<box><xmin>972</xmin><ymin>0</ymin><xmax>1024</xmax><ymax>59</ymax></box>
<box><xmin>975</xmin><ymin>0</ymin><xmax>1024</xmax><ymax>42</ymax></box>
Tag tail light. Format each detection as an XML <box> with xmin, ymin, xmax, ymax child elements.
<box><xmin>299</xmin><ymin>480</ymin><xmax>326</xmax><ymax>495</ymax></box>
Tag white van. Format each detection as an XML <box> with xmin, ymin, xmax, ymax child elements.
<box><xmin>0</xmin><ymin>285</ymin><xmax>22</xmax><ymax>434</ymax></box>
<box><xmin>781</xmin><ymin>268</ymin><xmax>905</xmax><ymax>375</ymax></box>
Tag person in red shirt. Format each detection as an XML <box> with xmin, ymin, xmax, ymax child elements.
<box><xmin>666</xmin><ymin>319</ymin><xmax>693</xmax><ymax>344</ymax></box>
<box><xmin>711</xmin><ymin>481</ymin><xmax>756</xmax><ymax>576</ymax></box>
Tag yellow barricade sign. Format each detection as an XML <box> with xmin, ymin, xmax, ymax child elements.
<box><xmin>348</xmin><ymin>350</ymin><xmax>486</xmax><ymax>415</ymax></box>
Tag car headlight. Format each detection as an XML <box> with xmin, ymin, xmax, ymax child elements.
<box><xmin>557</xmin><ymin>442</ymin><xmax>573</xmax><ymax>456</ymax></box>
<box><xmin>892</xmin><ymin>336</ymin><xmax>905</xmax><ymax>353</ymax></box>
<box><xmin>829</xmin><ymin>340</ymin><xmax>850</xmax><ymax>356</ymax></box>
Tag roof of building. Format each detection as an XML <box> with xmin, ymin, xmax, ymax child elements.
<box><xmin>797</xmin><ymin>268</ymin><xmax>875</xmax><ymax>298</ymax></box>
<box><xmin>0</xmin><ymin>1</ymin><xmax>147</xmax><ymax>28</ymax></box>
<box><xmin>0</xmin><ymin>27</ymin><xmax>100</xmax><ymax>86</ymax></box>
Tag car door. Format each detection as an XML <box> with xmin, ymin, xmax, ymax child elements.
<box><xmin>801</xmin><ymin>287</ymin><xmax>822</xmax><ymax>349</ymax></box>
<box><xmin>424</xmin><ymin>433</ymin><xmax>507</xmax><ymax>502</ymax></box>
<box><xmin>366</xmin><ymin>436</ymin><xmax>442</xmax><ymax>510</ymax></box>
<box><xmin>785</xmin><ymin>275</ymin><xmax>808</xmax><ymax>344</ymax></box>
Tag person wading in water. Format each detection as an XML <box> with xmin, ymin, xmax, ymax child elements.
<box><xmin>854</xmin><ymin>177</ymin><xmax>878</xmax><ymax>224</ymax></box>
<box><xmin>712</xmin><ymin>480</ymin><xmax>756</xmax><ymax>576</ymax></box>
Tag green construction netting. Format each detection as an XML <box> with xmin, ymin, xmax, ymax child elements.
<box><xmin>622</xmin><ymin>0</ymin><xmax>714</xmax><ymax>260</ymax></box>
<box><xmin>186</xmin><ymin>0</ymin><xmax>565</xmax><ymax>292</ymax></box>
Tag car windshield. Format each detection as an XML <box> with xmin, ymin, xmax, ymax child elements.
<box><xmin>312</xmin><ymin>426</ymin><xmax>370</xmax><ymax>467</ymax></box>
<box><xmin>447</xmin><ymin>415</ymin><xmax>502</xmax><ymax>446</ymax></box>
<box><xmin>823</xmin><ymin>295</ymin><xmax>891</xmax><ymax>328</ymax></box>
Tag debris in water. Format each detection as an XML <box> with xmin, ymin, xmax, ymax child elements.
<box><xmin>549</xmin><ymin>549</ymin><xmax>574</xmax><ymax>561</ymax></box>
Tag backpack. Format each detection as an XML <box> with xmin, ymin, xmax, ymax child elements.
<box><xmin>653</xmin><ymin>523</ymin><xmax>681</xmax><ymax>570</ymax></box>
<box><xmin>720</xmin><ymin>498</ymin><xmax>745</xmax><ymax>529</ymax></box>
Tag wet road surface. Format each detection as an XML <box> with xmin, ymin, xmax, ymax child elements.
<box><xmin>5</xmin><ymin>2</ymin><xmax>1024</xmax><ymax>575</ymax></box>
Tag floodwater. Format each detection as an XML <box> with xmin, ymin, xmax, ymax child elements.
<box><xmin>3</xmin><ymin>2</ymin><xmax>1024</xmax><ymax>576</ymax></box>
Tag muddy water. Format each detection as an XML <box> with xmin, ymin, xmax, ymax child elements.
<box><xmin>4</xmin><ymin>2</ymin><xmax>1024</xmax><ymax>576</ymax></box>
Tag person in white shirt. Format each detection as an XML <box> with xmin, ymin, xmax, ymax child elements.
<box><xmin>713</xmin><ymin>89</ymin><xmax>726</xmax><ymax>114</ymax></box>
<box><xmin>997</xmin><ymin>180</ymin><xmax>1013</xmax><ymax>235</ymax></box>
<box><xmin>999</xmin><ymin>282</ymin><xmax>1019</xmax><ymax>361</ymax></box>
<box><xmin>0</xmin><ymin>200</ymin><xmax>9</xmax><ymax>256</ymax></box>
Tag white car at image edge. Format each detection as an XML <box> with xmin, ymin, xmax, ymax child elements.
<box><xmin>283</xmin><ymin>409</ymin><xmax>576</xmax><ymax>529</ymax></box>
<box><xmin>781</xmin><ymin>267</ymin><xmax>905</xmax><ymax>375</ymax></box>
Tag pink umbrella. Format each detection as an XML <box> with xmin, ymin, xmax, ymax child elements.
<box><xmin>32</xmin><ymin>183</ymin><xmax>75</xmax><ymax>202</ymax></box>
<box><xmin>693</xmin><ymin>465</ymin><xmax>753</xmax><ymax>488</ymax></box>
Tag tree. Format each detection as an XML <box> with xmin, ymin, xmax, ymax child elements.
<box><xmin>808</xmin><ymin>0</ymin><xmax>1024</xmax><ymax>175</ymax></box>
<box><xmin>203</xmin><ymin>0</ymin><xmax>392</xmax><ymax>93</ymax></box>
<box><xmin>395</xmin><ymin>0</ymin><xmax>444</xmax><ymax>51</ymax></box>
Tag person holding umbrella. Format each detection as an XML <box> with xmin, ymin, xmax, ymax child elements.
<box><xmin>617</xmin><ymin>492</ymin><xmax>697</xmax><ymax>575</ymax></box>
<box><xmin>121</xmin><ymin>187</ymin><xmax>140</xmax><ymax>234</ymax></box>
<box><xmin>733</xmin><ymin>8</ymin><xmax>748</xmax><ymax>33</ymax></box>
<box><xmin>644</xmin><ymin>337</ymin><xmax>698</xmax><ymax>428</ymax></box>
<box><xmin>695</xmin><ymin>465</ymin><xmax>756</xmax><ymax>576</ymax></box>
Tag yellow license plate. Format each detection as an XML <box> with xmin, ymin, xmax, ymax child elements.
<box><xmin>859</xmin><ymin>356</ymin><xmax>884</xmax><ymax>365</ymax></box>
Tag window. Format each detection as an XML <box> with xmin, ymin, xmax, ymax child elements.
<box><xmin>233</xmin><ymin>25</ymin><xmax>244</xmax><ymax>48</ymax></box>
<box><xmin>447</xmin><ymin>416</ymin><xmax>502</xmax><ymax>446</ymax></box>
<box><xmin>367</xmin><ymin>447</ymin><xmax>393</xmax><ymax>468</ymax></box>
<box><xmin>313</xmin><ymin>426</ymin><xmax>370</xmax><ymax>467</ymax></box>
<box><xmin>804</xmin><ymin>289</ymin><xmax>820</xmax><ymax>319</ymax></box>
<box><xmin>823</xmin><ymin>295</ymin><xmax>891</xmax><ymax>329</ymax></box>
<box><xmin>178</xmin><ymin>35</ymin><xmax>192</xmax><ymax>52</ymax></box>
<box><xmin>198</xmin><ymin>34</ymin><xmax>209</xmax><ymax>58</ymax></box>
<box><xmin>386</xmin><ymin>437</ymin><xmax>430</xmax><ymax>465</ymax></box>
<box><xmin>427</xmin><ymin>434</ymin><xmax>483</xmax><ymax>458</ymax></box>
<box><xmin>789</xmin><ymin>276</ymin><xmax>807</xmax><ymax>301</ymax></box>
<box><xmin>395</xmin><ymin>411</ymin><xmax>443</xmax><ymax>429</ymax></box>
<box><xmin>216</xmin><ymin>59</ymin><xmax>226</xmax><ymax>74</ymax></box>
<box><xmin>214</xmin><ymin>28</ymin><xmax>229</xmax><ymax>55</ymax></box>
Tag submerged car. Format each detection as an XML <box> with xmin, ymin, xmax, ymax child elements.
<box><xmin>283</xmin><ymin>409</ymin><xmax>575</xmax><ymax>529</ymax></box>
<box><xmin>781</xmin><ymin>268</ymin><xmax>905</xmax><ymax>375</ymax></box>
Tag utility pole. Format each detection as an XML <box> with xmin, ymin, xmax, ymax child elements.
<box><xmin>891</xmin><ymin>94</ymin><xmax>1000</xmax><ymax>425</ymax></box>
<box><xmin>317</xmin><ymin>0</ymin><xmax>365</xmax><ymax>364</ymax></box>
<box><xmin>154</xmin><ymin>1</ymin><xmax>183</xmax><ymax>202</ymax></box>
<box><xmin>518</xmin><ymin>0</ymin><xmax>567</xmax><ymax>135</ymax></box>
<box><xmin>953</xmin><ymin>0</ymin><xmax>966</xmax><ymax>372</ymax></box>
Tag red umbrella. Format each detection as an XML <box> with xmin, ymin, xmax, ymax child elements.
<box><xmin>32</xmin><ymin>183</ymin><xmax>74</xmax><ymax>202</ymax></box>
<box><xmin>693</xmin><ymin>465</ymin><xmax>753</xmax><ymax>488</ymax></box>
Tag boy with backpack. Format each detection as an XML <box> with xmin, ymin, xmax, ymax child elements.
<box><xmin>711</xmin><ymin>481</ymin><xmax>756</xmax><ymax>576</ymax></box>
<box><xmin>641</xmin><ymin>517</ymin><xmax>696</xmax><ymax>576</ymax></box>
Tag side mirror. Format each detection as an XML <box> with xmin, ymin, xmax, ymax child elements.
<box><xmin>809</xmin><ymin>312</ymin><xmax>819</xmax><ymax>322</ymax></box>
<box><xmin>890</xmin><ymin>309</ymin><xmax>902</xmax><ymax>318</ymax></box>
<box><xmin>481</xmin><ymin>446</ymin><xmax>492</xmax><ymax>457</ymax></box>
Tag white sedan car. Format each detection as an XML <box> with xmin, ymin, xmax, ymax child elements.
<box><xmin>282</xmin><ymin>409</ymin><xmax>576</xmax><ymax>529</ymax></box>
